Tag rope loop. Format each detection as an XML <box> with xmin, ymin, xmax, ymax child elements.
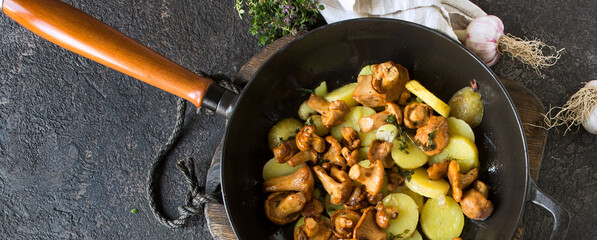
<box><xmin>145</xmin><ymin>73</ymin><xmax>240</xmax><ymax>228</ymax></box>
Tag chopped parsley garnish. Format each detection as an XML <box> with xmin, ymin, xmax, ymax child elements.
<box><xmin>130</xmin><ymin>208</ymin><xmax>138</xmax><ymax>213</ymax></box>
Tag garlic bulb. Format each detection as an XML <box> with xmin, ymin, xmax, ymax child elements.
<box><xmin>461</xmin><ymin>15</ymin><xmax>563</xmax><ymax>74</ymax></box>
<box><xmin>581</xmin><ymin>80</ymin><xmax>597</xmax><ymax>134</ymax></box>
<box><xmin>465</xmin><ymin>15</ymin><xmax>504</xmax><ymax>66</ymax></box>
<box><xmin>544</xmin><ymin>80</ymin><xmax>597</xmax><ymax>135</ymax></box>
<box><xmin>583</xmin><ymin>105</ymin><xmax>597</xmax><ymax>134</ymax></box>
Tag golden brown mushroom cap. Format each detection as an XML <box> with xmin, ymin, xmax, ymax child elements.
<box><xmin>331</xmin><ymin>209</ymin><xmax>362</xmax><ymax>238</ymax></box>
<box><xmin>404</xmin><ymin>102</ymin><xmax>433</xmax><ymax>129</ymax></box>
<box><xmin>386</xmin><ymin>170</ymin><xmax>405</xmax><ymax>192</ymax></box>
<box><xmin>301</xmin><ymin>198</ymin><xmax>324</xmax><ymax>219</ymax></box>
<box><xmin>353</xmin><ymin>61</ymin><xmax>409</xmax><ymax>108</ymax></box>
<box><xmin>341</xmin><ymin>147</ymin><xmax>360</xmax><ymax>167</ymax></box>
<box><xmin>264</xmin><ymin>192</ymin><xmax>307</xmax><ymax>225</ymax></box>
<box><xmin>371</xmin><ymin>61</ymin><xmax>410</xmax><ymax>100</ymax></box>
<box><xmin>427</xmin><ymin>159</ymin><xmax>450</xmax><ymax>180</ymax></box>
<box><xmin>273</xmin><ymin>140</ymin><xmax>298</xmax><ymax>163</ymax></box>
<box><xmin>460</xmin><ymin>188</ymin><xmax>494</xmax><ymax>220</ymax></box>
<box><xmin>353</xmin><ymin>206</ymin><xmax>388</xmax><ymax>240</ymax></box>
<box><xmin>348</xmin><ymin>160</ymin><xmax>385</xmax><ymax>196</ymax></box>
<box><xmin>353</xmin><ymin>75</ymin><xmax>389</xmax><ymax>108</ymax></box>
<box><xmin>305</xmin><ymin>93</ymin><xmax>349</xmax><ymax>128</ymax></box>
<box><xmin>263</xmin><ymin>165</ymin><xmax>314</xmax><ymax>201</ymax></box>
<box><xmin>358</xmin><ymin>102</ymin><xmax>403</xmax><ymax>133</ymax></box>
<box><xmin>313</xmin><ymin>166</ymin><xmax>354</xmax><ymax>205</ymax></box>
<box><xmin>296</xmin><ymin>125</ymin><xmax>326</xmax><ymax>153</ymax></box>
<box><xmin>375</xmin><ymin>203</ymin><xmax>399</xmax><ymax>229</ymax></box>
<box><xmin>341</xmin><ymin>127</ymin><xmax>362</xmax><ymax>150</ymax></box>
<box><xmin>295</xmin><ymin>217</ymin><xmax>333</xmax><ymax>240</ymax></box>
<box><xmin>414</xmin><ymin>115</ymin><xmax>450</xmax><ymax>156</ymax></box>
<box><xmin>343</xmin><ymin>185</ymin><xmax>369</xmax><ymax>211</ymax></box>
<box><xmin>322</xmin><ymin>136</ymin><xmax>348</xmax><ymax>171</ymax></box>
<box><xmin>368</xmin><ymin>139</ymin><xmax>395</xmax><ymax>168</ymax></box>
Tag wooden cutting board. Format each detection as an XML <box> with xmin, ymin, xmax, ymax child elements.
<box><xmin>204</xmin><ymin>36</ymin><xmax>547</xmax><ymax>240</ymax></box>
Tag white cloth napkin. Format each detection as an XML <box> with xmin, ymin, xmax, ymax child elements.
<box><xmin>319</xmin><ymin>0</ymin><xmax>487</xmax><ymax>40</ymax></box>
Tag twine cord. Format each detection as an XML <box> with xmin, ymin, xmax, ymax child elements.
<box><xmin>146</xmin><ymin>75</ymin><xmax>240</xmax><ymax>228</ymax></box>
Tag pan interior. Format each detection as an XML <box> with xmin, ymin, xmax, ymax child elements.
<box><xmin>223</xmin><ymin>18</ymin><xmax>528</xmax><ymax>240</ymax></box>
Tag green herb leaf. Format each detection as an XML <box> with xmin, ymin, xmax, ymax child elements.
<box><xmin>385</xmin><ymin>114</ymin><xmax>398</xmax><ymax>125</ymax></box>
<box><xmin>297</xmin><ymin>88</ymin><xmax>315</xmax><ymax>94</ymax></box>
<box><xmin>235</xmin><ymin>0</ymin><xmax>325</xmax><ymax>45</ymax></box>
<box><xmin>130</xmin><ymin>208</ymin><xmax>138</xmax><ymax>213</ymax></box>
<box><xmin>400</xmin><ymin>169</ymin><xmax>414</xmax><ymax>181</ymax></box>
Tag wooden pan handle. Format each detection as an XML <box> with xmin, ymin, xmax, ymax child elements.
<box><xmin>2</xmin><ymin>0</ymin><xmax>213</xmax><ymax>107</ymax></box>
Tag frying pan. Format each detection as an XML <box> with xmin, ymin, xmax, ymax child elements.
<box><xmin>3</xmin><ymin>0</ymin><xmax>569</xmax><ymax>239</ymax></box>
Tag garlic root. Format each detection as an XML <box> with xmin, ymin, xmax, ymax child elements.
<box><xmin>543</xmin><ymin>80</ymin><xmax>597</xmax><ymax>134</ymax></box>
<box><xmin>498</xmin><ymin>33</ymin><xmax>564</xmax><ymax>77</ymax></box>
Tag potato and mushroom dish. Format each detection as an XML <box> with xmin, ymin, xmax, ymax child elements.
<box><xmin>263</xmin><ymin>61</ymin><xmax>490</xmax><ymax>240</ymax></box>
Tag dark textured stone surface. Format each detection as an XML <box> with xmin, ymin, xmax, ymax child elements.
<box><xmin>0</xmin><ymin>0</ymin><xmax>595</xmax><ymax>239</ymax></box>
<box><xmin>1</xmin><ymin>0</ymin><xmax>260</xmax><ymax>239</ymax></box>
<box><xmin>473</xmin><ymin>1</ymin><xmax>597</xmax><ymax>239</ymax></box>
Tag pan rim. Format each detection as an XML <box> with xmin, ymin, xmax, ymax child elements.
<box><xmin>221</xmin><ymin>17</ymin><xmax>530</xmax><ymax>239</ymax></box>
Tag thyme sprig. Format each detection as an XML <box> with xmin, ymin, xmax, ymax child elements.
<box><xmin>235</xmin><ymin>0</ymin><xmax>325</xmax><ymax>45</ymax></box>
<box><xmin>385</xmin><ymin>114</ymin><xmax>411</xmax><ymax>154</ymax></box>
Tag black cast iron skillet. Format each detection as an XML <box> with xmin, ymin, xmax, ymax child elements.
<box><xmin>3</xmin><ymin>0</ymin><xmax>569</xmax><ymax>239</ymax></box>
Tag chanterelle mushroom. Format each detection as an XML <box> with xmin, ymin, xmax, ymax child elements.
<box><xmin>359</xmin><ymin>102</ymin><xmax>403</xmax><ymax>133</ymax></box>
<box><xmin>331</xmin><ymin>209</ymin><xmax>362</xmax><ymax>239</ymax></box>
<box><xmin>375</xmin><ymin>203</ymin><xmax>399</xmax><ymax>229</ymax></box>
<box><xmin>348</xmin><ymin>160</ymin><xmax>384</xmax><ymax>196</ymax></box>
<box><xmin>386</xmin><ymin>169</ymin><xmax>405</xmax><ymax>191</ymax></box>
<box><xmin>447</xmin><ymin>160</ymin><xmax>479</xmax><ymax>202</ymax></box>
<box><xmin>263</xmin><ymin>165</ymin><xmax>314</xmax><ymax>201</ymax></box>
<box><xmin>343</xmin><ymin>185</ymin><xmax>369</xmax><ymax>211</ymax></box>
<box><xmin>427</xmin><ymin>159</ymin><xmax>450</xmax><ymax>180</ymax></box>
<box><xmin>264</xmin><ymin>192</ymin><xmax>307</xmax><ymax>225</ymax></box>
<box><xmin>313</xmin><ymin>166</ymin><xmax>354</xmax><ymax>205</ymax></box>
<box><xmin>414</xmin><ymin>115</ymin><xmax>450</xmax><ymax>156</ymax></box>
<box><xmin>353</xmin><ymin>206</ymin><xmax>388</xmax><ymax>240</ymax></box>
<box><xmin>341</xmin><ymin>127</ymin><xmax>361</xmax><ymax>150</ymax></box>
<box><xmin>301</xmin><ymin>198</ymin><xmax>324</xmax><ymax>219</ymax></box>
<box><xmin>287</xmin><ymin>149</ymin><xmax>318</xmax><ymax>167</ymax></box>
<box><xmin>353</xmin><ymin>61</ymin><xmax>410</xmax><ymax>108</ymax></box>
<box><xmin>305</xmin><ymin>93</ymin><xmax>349</xmax><ymax>128</ymax></box>
<box><xmin>473</xmin><ymin>180</ymin><xmax>489</xmax><ymax>198</ymax></box>
<box><xmin>398</xmin><ymin>90</ymin><xmax>412</xmax><ymax>106</ymax></box>
<box><xmin>460</xmin><ymin>187</ymin><xmax>494</xmax><ymax>220</ymax></box>
<box><xmin>296</xmin><ymin>125</ymin><xmax>326</xmax><ymax>153</ymax></box>
<box><xmin>322</xmin><ymin>136</ymin><xmax>348</xmax><ymax>171</ymax></box>
<box><xmin>368</xmin><ymin>140</ymin><xmax>395</xmax><ymax>168</ymax></box>
<box><xmin>403</xmin><ymin>102</ymin><xmax>433</xmax><ymax>129</ymax></box>
<box><xmin>342</xmin><ymin>147</ymin><xmax>360</xmax><ymax>167</ymax></box>
<box><xmin>295</xmin><ymin>217</ymin><xmax>333</xmax><ymax>240</ymax></box>
<box><xmin>273</xmin><ymin>140</ymin><xmax>298</xmax><ymax>163</ymax></box>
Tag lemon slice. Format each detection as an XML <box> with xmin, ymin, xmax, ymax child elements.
<box><xmin>405</xmin><ymin>80</ymin><xmax>450</xmax><ymax>117</ymax></box>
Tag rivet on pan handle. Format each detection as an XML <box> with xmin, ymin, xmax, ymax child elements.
<box><xmin>527</xmin><ymin>179</ymin><xmax>570</xmax><ymax>240</ymax></box>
